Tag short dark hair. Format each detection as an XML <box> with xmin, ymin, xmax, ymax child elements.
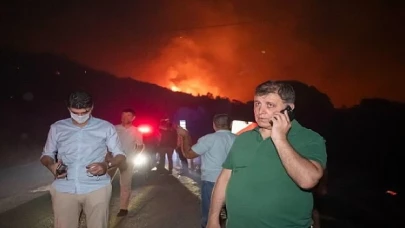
<box><xmin>213</xmin><ymin>114</ymin><xmax>232</xmax><ymax>130</ymax></box>
<box><xmin>255</xmin><ymin>80</ymin><xmax>295</xmax><ymax>103</ymax></box>
<box><xmin>67</xmin><ymin>91</ymin><xmax>93</xmax><ymax>109</ymax></box>
<box><xmin>122</xmin><ymin>108</ymin><xmax>135</xmax><ymax>115</ymax></box>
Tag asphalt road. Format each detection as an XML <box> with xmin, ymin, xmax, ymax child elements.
<box><xmin>0</xmin><ymin>164</ymin><xmax>402</xmax><ymax>228</ymax></box>
<box><xmin>0</xmin><ymin>168</ymin><xmax>202</xmax><ymax>228</ymax></box>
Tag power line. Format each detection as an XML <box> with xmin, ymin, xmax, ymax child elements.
<box><xmin>137</xmin><ymin>18</ymin><xmax>272</xmax><ymax>38</ymax></box>
<box><xmin>166</xmin><ymin>19</ymin><xmax>271</xmax><ymax>33</ymax></box>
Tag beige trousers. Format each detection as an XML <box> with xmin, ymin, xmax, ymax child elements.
<box><xmin>107</xmin><ymin>158</ymin><xmax>134</xmax><ymax>210</ymax></box>
<box><xmin>50</xmin><ymin>184</ymin><xmax>112</xmax><ymax>228</ymax></box>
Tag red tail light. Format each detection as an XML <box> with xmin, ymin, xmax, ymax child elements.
<box><xmin>386</xmin><ymin>190</ymin><xmax>398</xmax><ymax>196</ymax></box>
<box><xmin>138</xmin><ymin>125</ymin><xmax>152</xmax><ymax>134</ymax></box>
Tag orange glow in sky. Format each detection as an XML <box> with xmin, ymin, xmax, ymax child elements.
<box><xmin>4</xmin><ymin>0</ymin><xmax>403</xmax><ymax>107</ymax></box>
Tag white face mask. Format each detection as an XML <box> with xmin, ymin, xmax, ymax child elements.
<box><xmin>70</xmin><ymin>112</ymin><xmax>90</xmax><ymax>124</ymax></box>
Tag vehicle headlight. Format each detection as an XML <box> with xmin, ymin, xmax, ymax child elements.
<box><xmin>133</xmin><ymin>154</ymin><xmax>147</xmax><ymax>166</ymax></box>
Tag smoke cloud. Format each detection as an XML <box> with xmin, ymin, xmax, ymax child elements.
<box><xmin>135</xmin><ymin>0</ymin><xmax>404</xmax><ymax>106</ymax></box>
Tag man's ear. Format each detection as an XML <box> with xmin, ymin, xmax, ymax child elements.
<box><xmin>289</xmin><ymin>104</ymin><xmax>295</xmax><ymax>111</ymax></box>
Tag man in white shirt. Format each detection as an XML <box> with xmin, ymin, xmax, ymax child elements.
<box><xmin>108</xmin><ymin>108</ymin><xmax>144</xmax><ymax>216</ymax></box>
<box><xmin>41</xmin><ymin>91</ymin><xmax>126</xmax><ymax>228</ymax></box>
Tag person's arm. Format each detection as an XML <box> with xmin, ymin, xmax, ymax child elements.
<box><xmin>108</xmin><ymin>154</ymin><xmax>126</xmax><ymax>168</ymax></box>
<box><xmin>106</xmin><ymin>126</ymin><xmax>126</xmax><ymax>168</ymax></box>
<box><xmin>135</xmin><ymin>144</ymin><xmax>144</xmax><ymax>153</ymax></box>
<box><xmin>316</xmin><ymin>168</ymin><xmax>328</xmax><ymax>195</ymax></box>
<box><xmin>273</xmin><ymin>138</ymin><xmax>326</xmax><ymax>189</ymax></box>
<box><xmin>207</xmin><ymin>169</ymin><xmax>231</xmax><ymax>224</ymax></box>
<box><xmin>87</xmin><ymin>126</ymin><xmax>126</xmax><ymax>175</ymax></box>
<box><xmin>180</xmin><ymin>134</ymin><xmax>201</xmax><ymax>159</ymax></box>
<box><xmin>40</xmin><ymin>155</ymin><xmax>55</xmax><ymax>172</ymax></box>
<box><xmin>134</xmin><ymin>129</ymin><xmax>144</xmax><ymax>153</ymax></box>
<box><xmin>40</xmin><ymin>125</ymin><xmax>66</xmax><ymax>178</ymax></box>
<box><xmin>270</xmin><ymin>112</ymin><xmax>327</xmax><ymax>189</ymax></box>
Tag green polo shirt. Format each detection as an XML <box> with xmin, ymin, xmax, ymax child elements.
<box><xmin>223</xmin><ymin>120</ymin><xmax>327</xmax><ymax>228</ymax></box>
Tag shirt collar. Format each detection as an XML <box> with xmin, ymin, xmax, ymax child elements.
<box><xmin>70</xmin><ymin>115</ymin><xmax>94</xmax><ymax>128</ymax></box>
<box><xmin>216</xmin><ymin>129</ymin><xmax>231</xmax><ymax>133</ymax></box>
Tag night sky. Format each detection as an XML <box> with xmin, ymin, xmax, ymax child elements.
<box><xmin>1</xmin><ymin>0</ymin><xmax>404</xmax><ymax>107</ymax></box>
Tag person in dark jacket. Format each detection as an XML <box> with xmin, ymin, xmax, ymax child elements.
<box><xmin>157</xmin><ymin>119</ymin><xmax>178</xmax><ymax>174</ymax></box>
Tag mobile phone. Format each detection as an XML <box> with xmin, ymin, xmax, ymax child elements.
<box><xmin>270</xmin><ymin>105</ymin><xmax>295</xmax><ymax>125</ymax></box>
<box><xmin>56</xmin><ymin>163</ymin><xmax>67</xmax><ymax>175</ymax></box>
<box><xmin>280</xmin><ymin>105</ymin><xmax>295</xmax><ymax>121</ymax></box>
<box><xmin>179</xmin><ymin>120</ymin><xmax>186</xmax><ymax>129</ymax></box>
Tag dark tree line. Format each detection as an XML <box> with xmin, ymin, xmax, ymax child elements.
<box><xmin>1</xmin><ymin>50</ymin><xmax>404</xmax><ymax>200</ymax></box>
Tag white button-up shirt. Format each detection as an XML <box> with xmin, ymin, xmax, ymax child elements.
<box><xmin>41</xmin><ymin>117</ymin><xmax>125</xmax><ymax>194</ymax></box>
<box><xmin>115</xmin><ymin>125</ymin><xmax>143</xmax><ymax>154</ymax></box>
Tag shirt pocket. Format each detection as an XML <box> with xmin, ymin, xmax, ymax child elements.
<box><xmin>232</xmin><ymin>151</ymin><xmax>255</xmax><ymax>174</ymax></box>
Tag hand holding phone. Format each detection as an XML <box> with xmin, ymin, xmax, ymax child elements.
<box><xmin>269</xmin><ymin>105</ymin><xmax>294</xmax><ymax>140</ymax></box>
<box><xmin>56</xmin><ymin>163</ymin><xmax>67</xmax><ymax>175</ymax></box>
<box><xmin>280</xmin><ymin>105</ymin><xmax>294</xmax><ymax>121</ymax></box>
<box><xmin>270</xmin><ymin>105</ymin><xmax>294</xmax><ymax>126</ymax></box>
<box><xmin>53</xmin><ymin>161</ymin><xmax>68</xmax><ymax>179</ymax></box>
<box><xmin>176</xmin><ymin>125</ymin><xmax>188</xmax><ymax>137</ymax></box>
<box><xmin>86</xmin><ymin>162</ymin><xmax>108</xmax><ymax>176</ymax></box>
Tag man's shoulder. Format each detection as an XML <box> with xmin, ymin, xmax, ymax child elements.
<box><xmin>236</xmin><ymin>129</ymin><xmax>257</xmax><ymax>140</ymax></box>
<box><xmin>131</xmin><ymin>126</ymin><xmax>141</xmax><ymax>132</ymax></box>
<box><xmin>91</xmin><ymin>117</ymin><xmax>115</xmax><ymax>129</ymax></box>
<box><xmin>293</xmin><ymin>121</ymin><xmax>325</xmax><ymax>143</ymax></box>
<box><xmin>208</xmin><ymin>130</ymin><xmax>235</xmax><ymax>138</ymax></box>
<box><xmin>91</xmin><ymin>117</ymin><xmax>111</xmax><ymax>124</ymax></box>
<box><xmin>200</xmin><ymin>132</ymin><xmax>216</xmax><ymax>141</ymax></box>
<box><xmin>226</xmin><ymin>132</ymin><xmax>237</xmax><ymax>141</ymax></box>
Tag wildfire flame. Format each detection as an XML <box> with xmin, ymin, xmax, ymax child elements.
<box><xmin>167</xmin><ymin>81</ymin><xmax>220</xmax><ymax>97</ymax></box>
<box><xmin>142</xmin><ymin>36</ymin><xmax>223</xmax><ymax>98</ymax></box>
<box><xmin>171</xmin><ymin>85</ymin><xmax>180</xmax><ymax>92</ymax></box>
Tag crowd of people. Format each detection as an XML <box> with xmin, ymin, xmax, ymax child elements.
<box><xmin>40</xmin><ymin>80</ymin><xmax>327</xmax><ymax>228</ymax></box>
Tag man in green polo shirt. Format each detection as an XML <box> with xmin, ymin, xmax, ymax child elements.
<box><xmin>207</xmin><ymin>80</ymin><xmax>327</xmax><ymax>228</ymax></box>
